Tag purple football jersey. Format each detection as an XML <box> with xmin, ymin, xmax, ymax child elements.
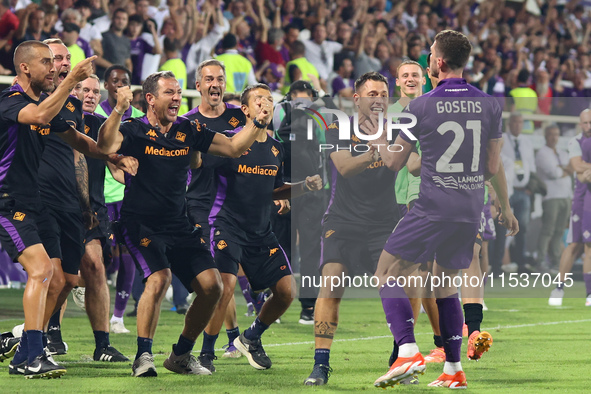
<box><xmin>400</xmin><ymin>78</ymin><xmax>503</xmax><ymax>223</ymax></box>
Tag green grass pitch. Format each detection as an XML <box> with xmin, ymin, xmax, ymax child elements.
<box><xmin>1</xmin><ymin>283</ymin><xmax>590</xmax><ymax>393</ymax></box>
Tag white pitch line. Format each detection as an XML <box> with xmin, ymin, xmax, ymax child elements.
<box><xmin>219</xmin><ymin>318</ymin><xmax>591</xmax><ymax>350</ymax></box>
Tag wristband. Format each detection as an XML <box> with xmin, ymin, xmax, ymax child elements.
<box><xmin>253</xmin><ymin>118</ymin><xmax>268</xmax><ymax>129</ymax></box>
<box><xmin>114</xmin><ymin>107</ymin><xmax>125</xmax><ymax>116</ymax></box>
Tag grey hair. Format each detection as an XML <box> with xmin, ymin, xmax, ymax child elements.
<box><xmin>195</xmin><ymin>59</ymin><xmax>226</xmax><ymax>82</ymax></box>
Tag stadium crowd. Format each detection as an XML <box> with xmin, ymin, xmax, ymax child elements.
<box><xmin>0</xmin><ymin>0</ymin><xmax>587</xmax><ymax>287</ymax></box>
<box><xmin>0</xmin><ymin>0</ymin><xmax>589</xmax><ymax>387</ymax></box>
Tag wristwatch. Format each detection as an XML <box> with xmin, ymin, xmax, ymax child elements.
<box><xmin>253</xmin><ymin>118</ymin><xmax>268</xmax><ymax>129</ymax></box>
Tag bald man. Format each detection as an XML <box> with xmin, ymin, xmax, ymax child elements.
<box><xmin>0</xmin><ymin>41</ymin><xmax>136</xmax><ymax>379</ymax></box>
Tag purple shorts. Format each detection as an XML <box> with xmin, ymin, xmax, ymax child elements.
<box><xmin>567</xmin><ymin>202</ymin><xmax>583</xmax><ymax>244</ymax></box>
<box><xmin>481</xmin><ymin>202</ymin><xmax>496</xmax><ymax>241</ymax></box>
<box><xmin>383</xmin><ymin>209</ymin><xmax>479</xmax><ymax>270</ymax></box>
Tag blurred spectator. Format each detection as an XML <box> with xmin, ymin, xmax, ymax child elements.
<box><xmin>354</xmin><ymin>22</ymin><xmax>381</xmax><ymax>77</ymax></box>
<box><xmin>131</xmin><ymin>88</ymin><xmax>146</xmax><ymax>112</ymax></box>
<box><xmin>127</xmin><ymin>15</ymin><xmax>161</xmax><ymax>85</ymax></box>
<box><xmin>0</xmin><ymin>0</ymin><xmax>19</xmax><ymax>71</ymax></box>
<box><xmin>283</xmin><ymin>39</ymin><xmax>320</xmax><ymax>94</ymax></box>
<box><xmin>216</xmin><ymin>33</ymin><xmax>256</xmax><ymax>94</ymax></box>
<box><xmin>14</xmin><ymin>5</ymin><xmax>50</xmax><ymax>43</ymax></box>
<box><xmin>283</xmin><ymin>23</ymin><xmax>300</xmax><ymax>51</ymax></box>
<box><xmin>185</xmin><ymin>2</ymin><xmax>228</xmax><ymax>87</ymax></box>
<box><xmin>303</xmin><ymin>23</ymin><xmax>343</xmax><ymax>82</ymax></box>
<box><xmin>159</xmin><ymin>37</ymin><xmax>188</xmax><ymax>115</ymax></box>
<box><xmin>257</xmin><ymin>62</ymin><xmax>284</xmax><ymax>93</ymax></box>
<box><xmin>257</xmin><ymin>23</ymin><xmax>286</xmax><ymax>66</ymax></box>
<box><xmin>501</xmin><ymin>112</ymin><xmax>536</xmax><ymax>272</ymax></box>
<box><xmin>61</xmin><ymin>23</ymin><xmax>85</xmax><ymax>67</ymax></box>
<box><xmin>74</xmin><ymin>0</ymin><xmax>105</xmax><ymax>61</ymax></box>
<box><xmin>97</xmin><ymin>7</ymin><xmax>132</xmax><ymax>81</ymax></box>
<box><xmin>331</xmin><ymin>55</ymin><xmax>354</xmax><ymax>98</ymax></box>
<box><xmin>535</xmin><ymin>124</ymin><xmax>573</xmax><ymax>271</ymax></box>
<box><xmin>509</xmin><ymin>69</ymin><xmax>538</xmax><ymax>134</ymax></box>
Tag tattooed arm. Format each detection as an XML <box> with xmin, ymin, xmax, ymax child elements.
<box><xmin>74</xmin><ymin>150</ymin><xmax>98</xmax><ymax>230</ymax></box>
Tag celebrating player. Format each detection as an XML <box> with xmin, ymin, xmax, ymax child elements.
<box><xmin>96</xmin><ymin>71</ymin><xmax>274</xmax><ymax>377</ymax></box>
<box><xmin>203</xmin><ymin>83</ymin><xmax>322</xmax><ymax>371</ymax></box>
<box><xmin>304</xmin><ymin>72</ymin><xmax>400</xmax><ymax>386</ymax></box>
<box><xmin>373</xmin><ymin>30</ymin><xmax>504</xmax><ymax>389</ymax></box>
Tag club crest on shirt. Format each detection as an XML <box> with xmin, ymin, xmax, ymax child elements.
<box><xmin>84</xmin><ymin>125</ymin><xmax>90</xmax><ymax>135</ymax></box>
<box><xmin>66</xmin><ymin>102</ymin><xmax>76</xmax><ymax>112</ymax></box>
<box><xmin>217</xmin><ymin>240</ymin><xmax>227</xmax><ymax>250</ymax></box>
<box><xmin>176</xmin><ymin>132</ymin><xmax>186</xmax><ymax>142</ymax></box>
<box><xmin>228</xmin><ymin>117</ymin><xmax>240</xmax><ymax>128</ymax></box>
<box><xmin>13</xmin><ymin>212</ymin><xmax>25</xmax><ymax>221</ymax></box>
<box><xmin>269</xmin><ymin>248</ymin><xmax>278</xmax><ymax>256</ymax></box>
<box><xmin>271</xmin><ymin>146</ymin><xmax>279</xmax><ymax>157</ymax></box>
<box><xmin>140</xmin><ymin>237</ymin><xmax>151</xmax><ymax>247</ymax></box>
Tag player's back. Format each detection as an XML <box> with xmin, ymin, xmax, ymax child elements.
<box><xmin>405</xmin><ymin>78</ymin><xmax>502</xmax><ymax>223</ymax></box>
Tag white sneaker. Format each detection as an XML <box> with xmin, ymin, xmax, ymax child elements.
<box><xmin>12</xmin><ymin>323</ymin><xmax>24</xmax><ymax>338</ymax></box>
<box><xmin>586</xmin><ymin>295</ymin><xmax>591</xmax><ymax>307</ymax></box>
<box><xmin>501</xmin><ymin>263</ymin><xmax>518</xmax><ymax>273</ymax></box>
<box><xmin>548</xmin><ymin>288</ymin><xmax>564</xmax><ymax>306</ymax></box>
<box><xmin>132</xmin><ymin>352</ymin><xmax>157</xmax><ymax>377</ymax></box>
<box><xmin>110</xmin><ymin>320</ymin><xmax>131</xmax><ymax>334</ymax></box>
<box><xmin>72</xmin><ymin>287</ymin><xmax>86</xmax><ymax>310</ymax></box>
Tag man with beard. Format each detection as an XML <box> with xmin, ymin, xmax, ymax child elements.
<box><xmin>35</xmin><ymin>39</ymin><xmax>127</xmax><ymax>364</ymax></box>
<box><xmin>304</xmin><ymin>72</ymin><xmax>400</xmax><ymax>386</ymax></box>
<box><xmin>373</xmin><ymin>31</ymin><xmax>503</xmax><ymax>389</ymax></box>
<box><xmin>184</xmin><ymin>59</ymin><xmax>247</xmax><ymax>366</ymax></box>
<box><xmin>0</xmin><ymin>41</ymin><xmax>136</xmax><ymax>379</ymax></box>
<box><xmin>96</xmin><ymin>71</ymin><xmax>272</xmax><ymax>377</ymax></box>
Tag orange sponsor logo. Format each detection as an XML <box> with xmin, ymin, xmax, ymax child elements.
<box><xmin>13</xmin><ymin>212</ymin><xmax>25</xmax><ymax>221</ymax></box>
<box><xmin>31</xmin><ymin>125</ymin><xmax>50</xmax><ymax>136</ymax></box>
<box><xmin>271</xmin><ymin>146</ymin><xmax>279</xmax><ymax>157</ymax></box>
<box><xmin>140</xmin><ymin>238</ymin><xmax>151</xmax><ymax>247</ymax></box>
<box><xmin>325</xmin><ymin>230</ymin><xmax>335</xmax><ymax>238</ymax></box>
<box><xmin>176</xmin><ymin>132</ymin><xmax>186</xmax><ymax>142</ymax></box>
<box><xmin>270</xmin><ymin>248</ymin><xmax>278</xmax><ymax>256</ymax></box>
<box><xmin>217</xmin><ymin>240</ymin><xmax>227</xmax><ymax>250</ymax></box>
<box><xmin>146</xmin><ymin>129</ymin><xmax>158</xmax><ymax>138</ymax></box>
<box><xmin>228</xmin><ymin>117</ymin><xmax>240</xmax><ymax>128</ymax></box>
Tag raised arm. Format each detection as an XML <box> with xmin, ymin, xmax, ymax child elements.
<box><xmin>96</xmin><ymin>86</ymin><xmax>133</xmax><ymax>154</ymax></box>
<box><xmin>18</xmin><ymin>56</ymin><xmax>96</xmax><ymax>125</ymax></box>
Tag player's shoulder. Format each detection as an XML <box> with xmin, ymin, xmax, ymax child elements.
<box><xmin>0</xmin><ymin>84</ymin><xmax>29</xmax><ymax>102</ymax></box>
<box><xmin>66</xmin><ymin>95</ymin><xmax>83</xmax><ymax>111</ymax></box>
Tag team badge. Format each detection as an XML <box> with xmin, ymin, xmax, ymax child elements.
<box><xmin>325</xmin><ymin>230</ymin><xmax>335</xmax><ymax>238</ymax></box>
<box><xmin>13</xmin><ymin>212</ymin><xmax>25</xmax><ymax>221</ymax></box>
<box><xmin>140</xmin><ymin>238</ymin><xmax>151</xmax><ymax>247</ymax></box>
<box><xmin>176</xmin><ymin>132</ymin><xmax>186</xmax><ymax>142</ymax></box>
<box><xmin>270</xmin><ymin>248</ymin><xmax>278</xmax><ymax>256</ymax></box>
<box><xmin>271</xmin><ymin>146</ymin><xmax>279</xmax><ymax>157</ymax></box>
<box><xmin>217</xmin><ymin>240</ymin><xmax>227</xmax><ymax>250</ymax></box>
<box><xmin>66</xmin><ymin>102</ymin><xmax>76</xmax><ymax>112</ymax></box>
<box><xmin>228</xmin><ymin>117</ymin><xmax>240</xmax><ymax>128</ymax></box>
<box><xmin>84</xmin><ymin>125</ymin><xmax>90</xmax><ymax>135</ymax></box>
